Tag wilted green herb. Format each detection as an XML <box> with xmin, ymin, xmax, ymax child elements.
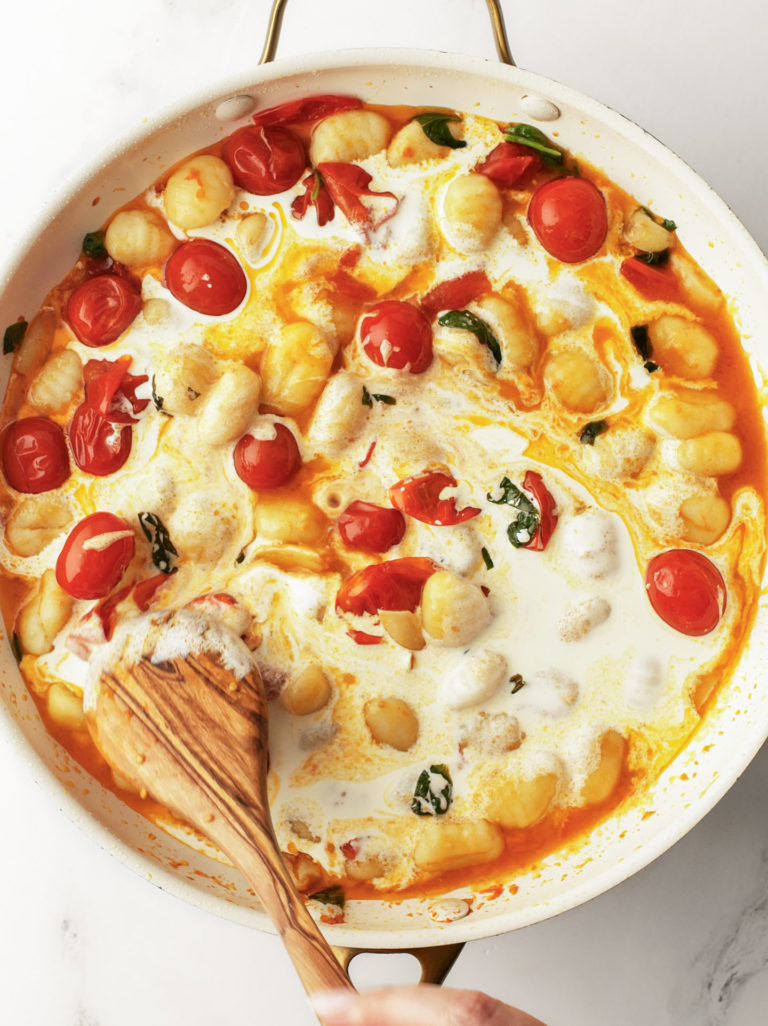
<box><xmin>412</xmin><ymin>764</ymin><xmax>453</xmax><ymax>816</ymax></box>
<box><xmin>362</xmin><ymin>385</ymin><xmax>396</xmax><ymax>406</ymax></box>
<box><xmin>3</xmin><ymin>320</ymin><xmax>27</xmax><ymax>356</ymax></box>
<box><xmin>82</xmin><ymin>230</ymin><xmax>108</xmax><ymax>260</ymax></box>
<box><xmin>634</xmin><ymin>249</ymin><xmax>670</xmax><ymax>267</ymax></box>
<box><xmin>630</xmin><ymin>325</ymin><xmax>651</xmax><ymax>361</ymax></box>
<box><xmin>504</xmin><ymin>123</ymin><xmax>563</xmax><ymax>166</ymax></box>
<box><xmin>438</xmin><ymin>309</ymin><xmax>502</xmax><ymax>365</ymax></box>
<box><xmin>487</xmin><ymin>477</ymin><xmax>540</xmax><ymax>548</ymax></box>
<box><xmin>10</xmin><ymin>632</ymin><xmax>23</xmax><ymax>662</ymax></box>
<box><xmin>138</xmin><ymin>512</ymin><xmax>178</xmax><ymax>574</ymax></box>
<box><xmin>412</xmin><ymin>112</ymin><xmax>466</xmax><ymax>149</ymax></box>
<box><xmin>579</xmin><ymin>420</ymin><xmax>609</xmax><ymax>446</ymax></box>
<box><xmin>481</xmin><ymin>547</ymin><xmax>494</xmax><ymax>570</ymax></box>
<box><xmin>308</xmin><ymin>887</ymin><xmax>345</xmax><ymax>908</ymax></box>
<box><xmin>510</xmin><ymin>674</ymin><xmax>527</xmax><ymax>694</ymax></box>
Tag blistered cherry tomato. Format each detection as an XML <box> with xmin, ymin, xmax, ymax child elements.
<box><xmin>335</xmin><ymin>556</ymin><xmax>439</xmax><ymax>617</ymax></box>
<box><xmin>527</xmin><ymin>177</ymin><xmax>607</xmax><ymax>263</ymax></box>
<box><xmin>233</xmin><ymin>423</ymin><xmax>301</xmax><ymax>489</ymax></box>
<box><xmin>223</xmin><ymin>124</ymin><xmax>306</xmax><ymax>195</ymax></box>
<box><xmin>69</xmin><ymin>403</ymin><xmax>132</xmax><ymax>476</ymax></box>
<box><xmin>56</xmin><ymin>511</ymin><xmax>135</xmax><ymax>600</ymax></box>
<box><xmin>359</xmin><ymin>301</ymin><xmax>433</xmax><ymax>373</ymax></box>
<box><xmin>390</xmin><ymin>471</ymin><xmax>480</xmax><ymax>526</ymax></box>
<box><xmin>164</xmin><ymin>239</ymin><xmax>247</xmax><ymax>316</ymax></box>
<box><xmin>337</xmin><ymin>501</ymin><xmax>406</xmax><ymax>553</ymax></box>
<box><xmin>66</xmin><ymin>274</ymin><xmax>142</xmax><ymax>347</ymax></box>
<box><xmin>2</xmin><ymin>417</ymin><xmax>70</xmax><ymax>493</ymax></box>
<box><xmin>477</xmin><ymin>142</ymin><xmax>539</xmax><ymax>188</ymax></box>
<box><xmin>645</xmin><ymin>549</ymin><xmax>726</xmax><ymax>636</ymax></box>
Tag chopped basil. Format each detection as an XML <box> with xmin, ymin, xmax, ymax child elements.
<box><xmin>630</xmin><ymin>324</ymin><xmax>651</xmax><ymax>361</ymax></box>
<box><xmin>10</xmin><ymin>632</ymin><xmax>23</xmax><ymax>663</ymax></box>
<box><xmin>82</xmin><ymin>230</ymin><xmax>108</xmax><ymax>260</ymax></box>
<box><xmin>579</xmin><ymin>420</ymin><xmax>608</xmax><ymax>445</ymax></box>
<box><xmin>487</xmin><ymin>476</ymin><xmax>540</xmax><ymax>548</ymax></box>
<box><xmin>644</xmin><ymin>360</ymin><xmax>659</xmax><ymax>373</ymax></box>
<box><xmin>438</xmin><ymin>309</ymin><xmax>502</xmax><ymax>365</ymax></box>
<box><xmin>412</xmin><ymin>112</ymin><xmax>466</xmax><ymax>149</ymax></box>
<box><xmin>362</xmin><ymin>385</ymin><xmax>396</xmax><ymax>406</ymax></box>
<box><xmin>138</xmin><ymin>512</ymin><xmax>178</xmax><ymax>574</ymax></box>
<box><xmin>481</xmin><ymin>546</ymin><xmax>494</xmax><ymax>570</ymax></box>
<box><xmin>235</xmin><ymin>550</ymin><xmax>246</xmax><ymax>565</ymax></box>
<box><xmin>634</xmin><ymin>249</ymin><xmax>670</xmax><ymax>267</ymax></box>
<box><xmin>3</xmin><ymin>320</ymin><xmax>27</xmax><ymax>356</ymax></box>
<box><xmin>510</xmin><ymin>673</ymin><xmax>527</xmax><ymax>694</ymax></box>
<box><xmin>640</xmin><ymin>206</ymin><xmax>677</xmax><ymax>233</ymax></box>
<box><xmin>504</xmin><ymin>123</ymin><xmax>563</xmax><ymax>166</ymax></box>
<box><xmin>151</xmin><ymin>375</ymin><xmax>171</xmax><ymax>416</ymax></box>
<box><xmin>308</xmin><ymin>886</ymin><xmax>345</xmax><ymax>908</ymax></box>
<box><xmin>412</xmin><ymin>764</ymin><xmax>453</xmax><ymax>816</ymax></box>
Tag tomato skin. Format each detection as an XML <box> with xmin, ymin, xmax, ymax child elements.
<box><xmin>2</xmin><ymin>417</ymin><xmax>70</xmax><ymax>493</ymax></box>
<box><xmin>56</xmin><ymin>512</ymin><xmax>135</xmax><ymax>600</ymax></box>
<box><xmin>69</xmin><ymin>403</ymin><xmax>132</xmax><ymax>476</ymax></box>
<box><xmin>223</xmin><ymin>124</ymin><xmax>306</xmax><ymax>195</ymax></box>
<box><xmin>337</xmin><ymin>500</ymin><xmax>406</xmax><ymax>553</ymax></box>
<box><xmin>527</xmin><ymin>177</ymin><xmax>607</xmax><ymax>263</ymax></box>
<box><xmin>390</xmin><ymin>471</ymin><xmax>480</xmax><ymax>526</ymax></box>
<box><xmin>164</xmin><ymin>239</ymin><xmax>247</xmax><ymax>316</ymax></box>
<box><xmin>66</xmin><ymin>274</ymin><xmax>142</xmax><ymax>347</ymax></box>
<box><xmin>359</xmin><ymin>301</ymin><xmax>433</xmax><ymax>374</ymax></box>
<box><xmin>233</xmin><ymin>423</ymin><xmax>301</xmax><ymax>489</ymax></box>
<box><xmin>477</xmin><ymin>142</ymin><xmax>539</xmax><ymax>188</ymax></box>
<box><xmin>620</xmin><ymin>257</ymin><xmax>680</xmax><ymax>301</ymax></box>
<box><xmin>420</xmin><ymin>271</ymin><xmax>490</xmax><ymax>320</ymax></box>
<box><xmin>336</xmin><ymin>556</ymin><xmax>439</xmax><ymax>616</ymax></box>
<box><xmin>522</xmin><ymin>470</ymin><xmax>558</xmax><ymax>551</ymax></box>
<box><xmin>645</xmin><ymin>549</ymin><xmax>726</xmax><ymax>636</ymax></box>
<box><xmin>253</xmin><ymin>94</ymin><xmax>362</xmax><ymax>126</ymax></box>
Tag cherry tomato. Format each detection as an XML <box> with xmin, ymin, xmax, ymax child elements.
<box><xmin>359</xmin><ymin>301</ymin><xmax>433</xmax><ymax>373</ymax></box>
<box><xmin>527</xmin><ymin>177</ymin><xmax>607</xmax><ymax>263</ymax></box>
<box><xmin>252</xmin><ymin>94</ymin><xmax>362</xmax><ymax>126</ymax></box>
<box><xmin>56</xmin><ymin>512</ymin><xmax>135</xmax><ymax>600</ymax></box>
<box><xmin>233</xmin><ymin>423</ymin><xmax>301</xmax><ymax>489</ymax></box>
<box><xmin>390</xmin><ymin>471</ymin><xmax>480</xmax><ymax>526</ymax></box>
<box><xmin>164</xmin><ymin>239</ymin><xmax>247</xmax><ymax>316</ymax></box>
<box><xmin>335</xmin><ymin>556</ymin><xmax>439</xmax><ymax>617</ymax></box>
<box><xmin>620</xmin><ymin>257</ymin><xmax>680</xmax><ymax>301</ymax></box>
<box><xmin>223</xmin><ymin>124</ymin><xmax>306</xmax><ymax>195</ymax></box>
<box><xmin>420</xmin><ymin>271</ymin><xmax>490</xmax><ymax>320</ymax></box>
<box><xmin>645</xmin><ymin>549</ymin><xmax>726</xmax><ymax>636</ymax></box>
<box><xmin>337</xmin><ymin>500</ymin><xmax>406</xmax><ymax>553</ymax></box>
<box><xmin>522</xmin><ymin>470</ymin><xmax>558</xmax><ymax>551</ymax></box>
<box><xmin>69</xmin><ymin>403</ymin><xmax>132</xmax><ymax>476</ymax></box>
<box><xmin>2</xmin><ymin>417</ymin><xmax>70</xmax><ymax>493</ymax></box>
<box><xmin>477</xmin><ymin>142</ymin><xmax>539</xmax><ymax>188</ymax></box>
<box><xmin>66</xmin><ymin>273</ymin><xmax>142</xmax><ymax>347</ymax></box>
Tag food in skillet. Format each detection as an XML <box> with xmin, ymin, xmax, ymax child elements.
<box><xmin>0</xmin><ymin>93</ymin><xmax>764</xmax><ymax>912</ymax></box>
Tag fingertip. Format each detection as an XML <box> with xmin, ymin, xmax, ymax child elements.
<box><xmin>311</xmin><ymin>988</ymin><xmax>360</xmax><ymax>1024</ymax></box>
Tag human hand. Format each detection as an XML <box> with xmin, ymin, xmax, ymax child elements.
<box><xmin>311</xmin><ymin>985</ymin><xmax>549</xmax><ymax>1025</ymax></box>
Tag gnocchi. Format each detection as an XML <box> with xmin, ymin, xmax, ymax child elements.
<box><xmin>442</xmin><ymin>173</ymin><xmax>502</xmax><ymax>250</ymax></box>
<box><xmin>164</xmin><ymin>154</ymin><xmax>235</xmax><ymax>229</ymax></box>
<box><xmin>648</xmin><ymin>315</ymin><xmax>718</xmax><ymax>379</ymax></box>
<box><xmin>260</xmin><ymin>322</ymin><xmax>333</xmax><ymax>416</ymax></box>
<box><xmin>309</xmin><ymin>110</ymin><xmax>391</xmax><ymax>165</ymax></box>
<box><xmin>27</xmin><ymin>348</ymin><xmax>82</xmax><ymax>413</ymax></box>
<box><xmin>105</xmin><ymin>209</ymin><xmax>176</xmax><ymax>267</ymax></box>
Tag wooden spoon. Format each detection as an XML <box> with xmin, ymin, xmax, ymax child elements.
<box><xmin>84</xmin><ymin>609</ymin><xmax>353</xmax><ymax>1006</ymax></box>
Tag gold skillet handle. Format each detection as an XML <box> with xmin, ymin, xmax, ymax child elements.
<box><xmin>331</xmin><ymin>942</ymin><xmax>465</xmax><ymax>986</ymax></box>
<box><xmin>259</xmin><ymin>0</ymin><xmax>515</xmax><ymax>66</ymax></box>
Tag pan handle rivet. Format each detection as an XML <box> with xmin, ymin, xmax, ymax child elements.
<box><xmin>215</xmin><ymin>95</ymin><xmax>257</xmax><ymax>122</ymax></box>
<box><xmin>520</xmin><ymin>94</ymin><xmax>561</xmax><ymax>122</ymax></box>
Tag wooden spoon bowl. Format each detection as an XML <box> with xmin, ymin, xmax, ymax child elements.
<box><xmin>85</xmin><ymin>609</ymin><xmax>353</xmax><ymax>1003</ymax></box>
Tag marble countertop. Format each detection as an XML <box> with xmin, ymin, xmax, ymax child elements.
<box><xmin>2</xmin><ymin>1</ymin><xmax>768</xmax><ymax>1023</ymax></box>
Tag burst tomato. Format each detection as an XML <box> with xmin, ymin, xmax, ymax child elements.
<box><xmin>66</xmin><ymin>273</ymin><xmax>142</xmax><ymax>347</ymax></box>
<box><xmin>2</xmin><ymin>417</ymin><xmax>70</xmax><ymax>493</ymax></box>
<box><xmin>56</xmin><ymin>512</ymin><xmax>135</xmax><ymax>600</ymax></box>
<box><xmin>528</xmin><ymin>177</ymin><xmax>607</xmax><ymax>263</ymax></box>
<box><xmin>164</xmin><ymin>239</ymin><xmax>247</xmax><ymax>316</ymax></box>
<box><xmin>359</xmin><ymin>301</ymin><xmax>433</xmax><ymax>373</ymax></box>
<box><xmin>223</xmin><ymin>124</ymin><xmax>306</xmax><ymax>195</ymax></box>
<box><xmin>390</xmin><ymin>471</ymin><xmax>480</xmax><ymax>526</ymax></box>
<box><xmin>337</xmin><ymin>500</ymin><xmax>406</xmax><ymax>553</ymax></box>
<box><xmin>233</xmin><ymin>423</ymin><xmax>301</xmax><ymax>489</ymax></box>
<box><xmin>335</xmin><ymin>556</ymin><xmax>438</xmax><ymax>617</ymax></box>
<box><xmin>69</xmin><ymin>403</ymin><xmax>132</xmax><ymax>476</ymax></box>
<box><xmin>645</xmin><ymin>549</ymin><xmax>726</xmax><ymax>636</ymax></box>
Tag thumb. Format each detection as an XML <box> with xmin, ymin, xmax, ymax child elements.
<box><xmin>311</xmin><ymin>985</ymin><xmax>548</xmax><ymax>1026</ymax></box>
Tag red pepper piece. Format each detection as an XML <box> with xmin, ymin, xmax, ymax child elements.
<box><xmin>420</xmin><ymin>271</ymin><xmax>490</xmax><ymax>320</ymax></box>
<box><xmin>253</xmin><ymin>94</ymin><xmax>362</xmax><ymax>126</ymax></box>
<box><xmin>336</xmin><ymin>556</ymin><xmax>439</xmax><ymax>617</ymax></box>
<box><xmin>522</xmin><ymin>470</ymin><xmax>558</xmax><ymax>551</ymax></box>
<box><xmin>318</xmin><ymin>162</ymin><xmax>399</xmax><ymax>238</ymax></box>
<box><xmin>390</xmin><ymin>471</ymin><xmax>481</xmax><ymax>527</ymax></box>
<box><xmin>477</xmin><ymin>141</ymin><xmax>539</xmax><ymax>187</ymax></box>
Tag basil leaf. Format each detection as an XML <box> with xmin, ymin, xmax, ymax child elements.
<box><xmin>151</xmin><ymin>375</ymin><xmax>172</xmax><ymax>416</ymax></box>
<box><xmin>10</xmin><ymin>632</ymin><xmax>23</xmax><ymax>663</ymax></box>
<box><xmin>309</xmin><ymin>887</ymin><xmax>345</xmax><ymax>908</ymax></box>
<box><xmin>661</xmin><ymin>218</ymin><xmax>678</xmax><ymax>232</ymax></box>
<box><xmin>579</xmin><ymin>420</ymin><xmax>608</xmax><ymax>445</ymax></box>
<box><xmin>507</xmin><ymin>511</ymin><xmax>539</xmax><ymax>548</ymax></box>
<box><xmin>630</xmin><ymin>324</ymin><xmax>651</xmax><ymax>361</ymax></box>
<box><xmin>361</xmin><ymin>385</ymin><xmax>373</xmax><ymax>407</ymax></box>
<box><xmin>504</xmin><ymin>123</ymin><xmax>563</xmax><ymax>166</ymax></box>
<box><xmin>235</xmin><ymin>550</ymin><xmax>246</xmax><ymax>565</ymax></box>
<box><xmin>138</xmin><ymin>512</ymin><xmax>178</xmax><ymax>574</ymax></box>
<box><xmin>411</xmin><ymin>764</ymin><xmax>453</xmax><ymax>816</ymax></box>
<box><xmin>487</xmin><ymin>477</ymin><xmax>540</xmax><ymax>549</ymax></box>
<box><xmin>412</xmin><ymin>112</ymin><xmax>466</xmax><ymax>149</ymax></box>
<box><xmin>3</xmin><ymin>320</ymin><xmax>27</xmax><ymax>356</ymax></box>
<box><xmin>510</xmin><ymin>673</ymin><xmax>527</xmax><ymax>694</ymax></box>
<box><xmin>635</xmin><ymin>249</ymin><xmax>670</xmax><ymax>267</ymax></box>
<box><xmin>481</xmin><ymin>546</ymin><xmax>494</xmax><ymax>570</ymax></box>
<box><xmin>644</xmin><ymin>360</ymin><xmax>659</xmax><ymax>373</ymax></box>
<box><xmin>83</xmin><ymin>230</ymin><xmax>108</xmax><ymax>260</ymax></box>
<box><xmin>486</xmin><ymin>476</ymin><xmax>536</xmax><ymax>513</ymax></box>
<box><xmin>362</xmin><ymin>385</ymin><xmax>396</xmax><ymax>406</ymax></box>
<box><xmin>640</xmin><ymin>207</ymin><xmax>677</xmax><ymax>233</ymax></box>
<box><xmin>438</xmin><ymin>309</ymin><xmax>502</xmax><ymax>365</ymax></box>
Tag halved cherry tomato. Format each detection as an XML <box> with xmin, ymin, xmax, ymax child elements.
<box><xmin>645</xmin><ymin>549</ymin><xmax>726</xmax><ymax>636</ymax></box>
<box><xmin>620</xmin><ymin>257</ymin><xmax>680</xmax><ymax>301</ymax></box>
<box><xmin>56</xmin><ymin>511</ymin><xmax>135</xmax><ymax>600</ymax></box>
<box><xmin>359</xmin><ymin>300</ymin><xmax>433</xmax><ymax>373</ymax></box>
<box><xmin>83</xmin><ymin>356</ymin><xmax>149</xmax><ymax>422</ymax></box>
<box><xmin>527</xmin><ymin>177</ymin><xmax>607</xmax><ymax>263</ymax></box>
<box><xmin>253</xmin><ymin>94</ymin><xmax>362</xmax><ymax>126</ymax></box>
<box><xmin>337</xmin><ymin>500</ymin><xmax>406</xmax><ymax>553</ymax></box>
<box><xmin>66</xmin><ymin>273</ymin><xmax>142</xmax><ymax>347</ymax></box>
<box><xmin>477</xmin><ymin>141</ymin><xmax>539</xmax><ymax>188</ymax></box>
<box><xmin>420</xmin><ymin>271</ymin><xmax>490</xmax><ymax>320</ymax></box>
<box><xmin>522</xmin><ymin>470</ymin><xmax>558</xmax><ymax>551</ymax></box>
<box><xmin>335</xmin><ymin>556</ymin><xmax>439</xmax><ymax>616</ymax></box>
<box><xmin>2</xmin><ymin>417</ymin><xmax>70</xmax><ymax>493</ymax></box>
<box><xmin>69</xmin><ymin>403</ymin><xmax>132</xmax><ymax>476</ymax></box>
<box><xmin>233</xmin><ymin>423</ymin><xmax>301</xmax><ymax>489</ymax></box>
<box><xmin>223</xmin><ymin>124</ymin><xmax>306</xmax><ymax>195</ymax></box>
<box><xmin>165</xmin><ymin>239</ymin><xmax>247</xmax><ymax>316</ymax></box>
<box><xmin>390</xmin><ymin>471</ymin><xmax>480</xmax><ymax>526</ymax></box>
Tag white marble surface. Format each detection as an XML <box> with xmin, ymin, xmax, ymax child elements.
<box><xmin>1</xmin><ymin>1</ymin><xmax>768</xmax><ymax>1023</ymax></box>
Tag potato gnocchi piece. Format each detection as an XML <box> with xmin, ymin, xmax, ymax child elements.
<box><xmin>261</xmin><ymin>322</ymin><xmax>333</xmax><ymax>417</ymax></box>
<box><xmin>676</xmin><ymin>431</ymin><xmax>742</xmax><ymax>476</ymax></box>
<box><xmin>153</xmin><ymin>344</ymin><xmax>218</xmax><ymax>416</ymax></box>
<box><xmin>647</xmin><ymin>388</ymin><xmax>736</xmax><ymax>439</ymax></box>
<box><xmin>280</xmin><ymin>666</ymin><xmax>332</xmax><ymax>716</ymax></box>
<box><xmin>235</xmin><ymin>212</ymin><xmax>270</xmax><ymax>262</ymax></box>
<box><xmin>413</xmin><ymin>819</ymin><xmax>503</xmax><ymax>873</ymax></box>
<box><xmin>545</xmin><ymin>347</ymin><xmax>611</xmax><ymax>413</ymax></box>
<box><xmin>668</xmin><ymin>249</ymin><xmax>723</xmax><ymax>311</ymax></box>
<box><xmin>580</xmin><ymin>424</ymin><xmax>654</xmax><ymax>480</ymax></box>
<box><xmin>421</xmin><ymin>570</ymin><xmax>492</xmax><ymax>646</ymax></box>
<box><xmin>164</xmin><ymin>154</ymin><xmax>235</xmax><ymax>229</ymax></box>
<box><xmin>363</xmin><ymin>697</ymin><xmax>419</xmax><ymax>752</ymax></box>
<box><xmin>12</xmin><ymin>309</ymin><xmax>55</xmax><ymax>377</ymax></box>
<box><xmin>561</xmin><ymin>509</ymin><xmax>619</xmax><ymax>579</ymax></box>
<box><xmin>679</xmin><ymin>492</ymin><xmax>730</xmax><ymax>545</ymax></box>
<box><xmin>442</xmin><ymin>173</ymin><xmax>502</xmax><ymax>251</ymax></box>
<box><xmin>623</xmin><ymin>207</ymin><xmax>675</xmax><ymax>253</ymax></box>
<box><xmin>5</xmin><ymin>493</ymin><xmax>73</xmax><ymax>556</ymax></box>
<box><xmin>443</xmin><ymin>649</ymin><xmax>508</xmax><ymax>709</ymax></box>
<box><xmin>648</xmin><ymin>315</ymin><xmax>718</xmax><ymax>379</ymax></box>
<box><xmin>26</xmin><ymin>349</ymin><xmax>82</xmax><ymax>414</ymax></box>
<box><xmin>16</xmin><ymin>570</ymin><xmax>74</xmax><ymax>656</ymax></box>
<box><xmin>310</xmin><ymin>110</ymin><xmax>392</xmax><ymax>165</ymax></box>
<box><xmin>166</xmin><ymin>491</ymin><xmax>236</xmax><ymax>563</ymax></box>
<box><xmin>307</xmin><ymin>372</ymin><xmax>369</xmax><ymax>456</ymax></box>
<box><xmin>105</xmin><ymin>209</ymin><xmax>175</xmax><ymax>267</ymax></box>
<box><xmin>387</xmin><ymin>120</ymin><xmax>454</xmax><ymax>167</ymax></box>
<box><xmin>46</xmin><ymin>683</ymin><xmax>86</xmax><ymax>731</ymax></box>
<box><xmin>558</xmin><ymin>596</ymin><xmax>610</xmax><ymax>643</ymax></box>
<box><xmin>469</xmin><ymin>294</ymin><xmax>537</xmax><ymax>371</ymax></box>
<box><xmin>581</xmin><ymin>730</ymin><xmax>626</xmax><ymax>805</ymax></box>
<box><xmin>457</xmin><ymin>712</ymin><xmax>522</xmax><ymax>756</ymax></box>
<box><xmin>255</xmin><ymin>495</ymin><xmax>326</xmax><ymax>546</ymax></box>
<box><xmin>379</xmin><ymin>609</ymin><xmax>425</xmax><ymax>651</ymax></box>
<box><xmin>196</xmin><ymin>364</ymin><xmax>261</xmax><ymax>446</ymax></box>
<box><xmin>483</xmin><ymin>768</ymin><xmax>561</xmax><ymax>829</ymax></box>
